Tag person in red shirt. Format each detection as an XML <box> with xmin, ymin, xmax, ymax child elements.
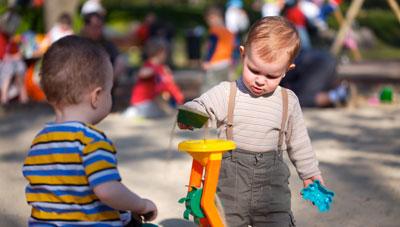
<box><xmin>123</xmin><ymin>38</ymin><xmax>184</xmax><ymax>118</ymax></box>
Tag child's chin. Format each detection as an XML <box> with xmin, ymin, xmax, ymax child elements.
<box><xmin>250</xmin><ymin>90</ymin><xmax>264</xmax><ymax>96</ymax></box>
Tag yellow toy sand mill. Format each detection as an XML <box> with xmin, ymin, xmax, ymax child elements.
<box><xmin>177</xmin><ymin>107</ymin><xmax>235</xmax><ymax>227</ymax></box>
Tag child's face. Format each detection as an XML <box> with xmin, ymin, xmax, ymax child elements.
<box><xmin>241</xmin><ymin>46</ymin><xmax>294</xmax><ymax>96</ymax></box>
<box><xmin>155</xmin><ymin>49</ymin><xmax>167</xmax><ymax>64</ymax></box>
<box><xmin>205</xmin><ymin>13</ymin><xmax>220</xmax><ymax>26</ymax></box>
<box><xmin>91</xmin><ymin>61</ymin><xmax>114</xmax><ymax>124</ymax></box>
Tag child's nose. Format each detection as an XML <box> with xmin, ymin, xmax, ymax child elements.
<box><xmin>255</xmin><ymin>77</ymin><xmax>265</xmax><ymax>86</ymax></box>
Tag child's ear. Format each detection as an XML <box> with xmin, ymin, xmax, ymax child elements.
<box><xmin>90</xmin><ymin>87</ymin><xmax>103</xmax><ymax>109</ymax></box>
<box><xmin>288</xmin><ymin>63</ymin><xmax>296</xmax><ymax>71</ymax></box>
<box><xmin>239</xmin><ymin>46</ymin><xmax>245</xmax><ymax>59</ymax></box>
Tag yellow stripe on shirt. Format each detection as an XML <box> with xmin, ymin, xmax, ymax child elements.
<box><xmin>24</xmin><ymin>153</ymin><xmax>82</xmax><ymax>165</ymax></box>
<box><xmin>27</xmin><ymin>192</ymin><xmax>98</xmax><ymax>204</ymax></box>
<box><xmin>83</xmin><ymin>141</ymin><xmax>116</xmax><ymax>155</ymax></box>
<box><xmin>85</xmin><ymin>160</ymin><xmax>116</xmax><ymax>176</ymax></box>
<box><xmin>32</xmin><ymin>207</ymin><xmax>120</xmax><ymax>221</ymax></box>
<box><xmin>32</xmin><ymin>132</ymin><xmax>92</xmax><ymax>146</ymax></box>
<box><xmin>25</xmin><ymin>175</ymin><xmax>88</xmax><ymax>185</ymax></box>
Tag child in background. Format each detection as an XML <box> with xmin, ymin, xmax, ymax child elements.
<box><xmin>284</xmin><ymin>0</ymin><xmax>312</xmax><ymax>50</ymax></box>
<box><xmin>261</xmin><ymin>0</ymin><xmax>285</xmax><ymax>17</ymax></box>
<box><xmin>124</xmin><ymin>38</ymin><xmax>184</xmax><ymax>119</ymax></box>
<box><xmin>0</xmin><ymin>34</ymin><xmax>28</xmax><ymax>105</ymax></box>
<box><xmin>46</xmin><ymin>13</ymin><xmax>74</xmax><ymax>44</ymax></box>
<box><xmin>178</xmin><ymin>17</ymin><xmax>324</xmax><ymax>226</ymax></box>
<box><xmin>202</xmin><ymin>6</ymin><xmax>234</xmax><ymax>92</ymax></box>
<box><xmin>225</xmin><ymin>0</ymin><xmax>249</xmax><ymax>66</ymax></box>
<box><xmin>22</xmin><ymin>36</ymin><xmax>157</xmax><ymax>226</ymax></box>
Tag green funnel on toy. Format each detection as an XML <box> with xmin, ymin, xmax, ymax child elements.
<box><xmin>177</xmin><ymin>106</ymin><xmax>209</xmax><ymax>129</ymax></box>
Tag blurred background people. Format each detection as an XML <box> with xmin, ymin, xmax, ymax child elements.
<box><xmin>45</xmin><ymin>12</ymin><xmax>74</xmax><ymax>44</ymax></box>
<box><xmin>225</xmin><ymin>0</ymin><xmax>249</xmax><ymax>66</ymax></box>
<box><xmin>202</xmin><ymin>6</ymin><xmax>234</xmax><ymax>92</ymax></box>
<box><xmin>281</xmin><ymin>48</ymin><xmax>349</xmax><ymax>107</ymax></box>
<box><xmin>80</xmin><ymin>12</ymin><xmax>125</xmax><ymax>96</ymax></box>
<box><xmin>124</xmin><ymin>38</ymin><xmax>184</xmax><ymax>119</ymax></box>
<box><xmin>262</xmin><ymin>0</ymin><xmax>285</xmax><ymax>17</ymax></box>
<box><xmin>0</xmin><ymin>9</ymin><xmax>28</xmax><ymax>105</ymax></box>
<box><xmin>278</xmin><ymin>0</ymin><xmax>351</xmax><ymax>107</ymax></box>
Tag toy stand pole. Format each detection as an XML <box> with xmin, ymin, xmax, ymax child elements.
<box><xmin>188</xmin><ymin>159</ymin><xmax>203</xmax><ymax>190</ymax></box>
<box><xmin>187</xmin><ymin>160</ymin><xmax>211</xmax><ymax>226</ymax></box>
<box><xmin>187</xmin><ymin>159</ymin><xmax>224</xmax><ymax>227</ymax></box>
<box><xmin>201</xmin><ymin>159</ymin><xmax>223</xmax><ymax>227</ymax></box>
<box><xmin>179</xmin><ymin>139</ymin><xmax>235</xmax><ymax>227</ymax></box>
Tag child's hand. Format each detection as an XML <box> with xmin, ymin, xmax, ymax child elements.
<box><xmin>202</xmin><ymin>62</ymin><xmax>211</xmax><ymax>70</ymax></box>
<box><xmin>177</xmin><ymin>122</ymin><xmax>193</xmax><ymax>130</ymax></box>
<box><xmin>140</xmin><ymin>199</ymin><xmax>158</xmax><ymax>221</ymax></box>
<box><xmin>303</xmin><ymin>175</ymin><xmax>325</xmax><ymax>188</ymax></box>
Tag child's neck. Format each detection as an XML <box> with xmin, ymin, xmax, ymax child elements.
<box><xmin>54</xmin><ymin>103</ymin><xmax>94</xmax><ymax>125</ymax></box>
<box><xmin>210</xmin><ymin>20</ymin><xmax>224</xmax><ymax>27</ymax></box>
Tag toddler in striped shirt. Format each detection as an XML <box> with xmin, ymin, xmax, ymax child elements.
<box><xmin>22</xmin><ymin>35</ymin><xmax>157</xmax><ymax>226</ymax></box>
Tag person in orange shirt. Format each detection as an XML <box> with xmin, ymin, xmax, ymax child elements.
<box><xmin>202</xmin><ymin>6</ymin><xmax>234</xmax><ymax>92</ymax></box>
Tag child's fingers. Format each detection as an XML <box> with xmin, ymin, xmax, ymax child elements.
<box><xmin>303</xmin><ymin>179</ymin><xmax>313</xmax><ymax>188</ymax></box>
<box><xmin>177</xmin><ymin>122</ymin><xmax>193</xmax><ymax>130</ymax></box>
<box><xmin>303</xmin><ymin>175</ymin><xmax>325</xmax><ymax>188</ymax></box>
<box><xmin>143</xmin><ymin>211</ymin><xmax>157</xmax><ymax>222</ymax></box>
<box><xmin>141</xmin><ymin>199</ymin><xmax>158</xmax><ymax>221</ymax></box>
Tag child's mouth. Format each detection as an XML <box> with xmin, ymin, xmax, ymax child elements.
<box><xmin>251</xmin><ymin>86</ymin><xmax>263</xmax><ymax>95</ymax></box>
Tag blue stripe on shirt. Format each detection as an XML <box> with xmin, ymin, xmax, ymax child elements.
<box><xmin>39</xmin><ymin>126</ymin><xmax>103</xmax><ymax>142</ymax></box>
<box><xmin>35</xmin><ymin>204</ymin><xmax>114</xmax><ymax>215</ymax></box>
<box><xmin>83</xmin><ymin>155</ymin><xmax>116</xmax><ymax>167</ymax></box>
<box><xmin>24</xmin><ymin>169</ymin><xmax>86</xmax><ymax>176</ymax></box>
<box><xmin>29</xmin><ymin>147</ymin><xmax>80</xmax><ymax>156</ymax></box>
<box><xmin>26</xmin><ymin>188</ymin><xmax>93</xmax><ymax>197</ymax></box>
<box><xmin>90</xmin><ymin>173</ymin><xmax>121</xmax><ymax>187</ymax></box>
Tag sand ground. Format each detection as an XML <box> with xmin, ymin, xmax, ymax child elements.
<box><xmin>0</xmin><ymin>104</ymin><xmax>399</xmax><ymax>227</ymax></box>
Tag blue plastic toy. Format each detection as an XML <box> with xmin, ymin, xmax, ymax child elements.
<box><xmin>301</xmin><ymin>180</ymin><xmax>335</xmax><ymax>212</ymax></box>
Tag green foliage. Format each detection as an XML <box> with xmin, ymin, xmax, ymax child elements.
<box><xmin>363</xmin><ymin>0</ymin><xmax>392</xmax><ymax>10</ymax></box>
<box><xmin>103</xmin><ymin>3</ymin><xmax>260</xmax><ymax>35</ymax></box>
<box><xmin>361</xmin><ymin>40</ymin><xmax>400</xmax><ymax>60</ymax></box>
<box><xmin>357</xmin><ymin>9</ymin><xmax>400</xmax><ymax>47</ymax></box>
<box><xmin>104</xmin><ymin>4</ymin><xmax>205</xmax><ymax>32</ymax></box>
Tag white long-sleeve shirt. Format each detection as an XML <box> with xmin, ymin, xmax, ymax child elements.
<box><xmin>184</xmin><ymin>78</ymin><xmax>321</xmax><ymax>180</ymax></box>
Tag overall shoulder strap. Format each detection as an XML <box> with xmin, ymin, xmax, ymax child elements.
<box><xmin>278</xmin><ymin>87</ymin><xmax>289</xmax><ymax>151</ymax></box>
<box><xmin>226</xmin><ymin>81</ymin><xmax>237</xmax><ymax>140</ymax></box>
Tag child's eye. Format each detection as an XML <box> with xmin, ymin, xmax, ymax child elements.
<box><xmin>249</xmin><ymin>67</ymin><xmax>260</xmax><ymax>75</ymax></box>
<box><xmin>266</xmin><ymin>74</ymin><xmax>280</xmax><ymax>79</ymax></box>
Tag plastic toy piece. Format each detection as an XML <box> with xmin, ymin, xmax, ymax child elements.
<box><xmin>177</xmin><ymin>106</ymin><xmax>209</xmax><ymax>129</ymax></box>
<box><xmin>380</xmin><ymin>87</ymin><xmax>393</xmax><ymax>103</ymax></box>
<box><xmin>178</xmin><ymin>186</ymin><xmax>205</xmax><ymax>223</ymax></box>
<box><xmin>178</xmin><ymin>139</ymin><xmax>236</xmax><ymax>227</ymax></box>
<box><xmin>142</xmin><ymin>224</ymin><xmax>158</xmax><ymax>227</ymax></box>
<box><xmin>301</xmin><ymin>180</ymin><xmax>335</xmax><ymax>212</ymax></box>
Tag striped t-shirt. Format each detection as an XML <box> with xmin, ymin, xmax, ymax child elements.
<box><xmin>23</xmin><ymin>121</ymin><xmax>123</xmax><ymax>226</ymax></box>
